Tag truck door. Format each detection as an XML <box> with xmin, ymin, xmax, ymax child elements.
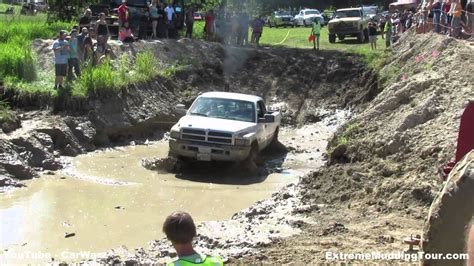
<box><xmin>257</xmin><ymin>100</ymin><xmax>273</xmax><ymax>147</ymax></box>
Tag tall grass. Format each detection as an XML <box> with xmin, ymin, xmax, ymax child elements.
<box><xmin>0</xmin><ymin>100</ymin><xmax>14</xmax><ymax>123</ymax></box>
<box><xmin>135</xmin><ymin>50</ymin><xmax>156</xmax><ymax>80</ymax></box>
<box><xmin>0</xmin><ymin>36</ymin><xmax>37</xmax><ymax>81</ymax></box>
<box><xmin>72</xmin><ymin>50</ymin><xmax>159</xmax><ymax>97</ymax></box>
<box><xmin>0</xmin><ymin>14</ymin><xmax>72</xmax><ymax>86</ymax></box>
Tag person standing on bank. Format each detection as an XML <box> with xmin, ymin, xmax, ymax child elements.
<box><xmin>368</xmin><ymin>21</ymin><xmax>378</xmax><ymax>50</ymax></box>
<box><xmin>150</xmin><ymin>0</ymin><xmax>160</xmax><ymax>39</ymax></box>
<box><xmin>67</xmin><ymin>29</ymin><xmax>81</xmax><ymax>81</ymax></box>
<box><xmin>185</xmin><ymin>5</ymin><xmax>195</xmax><ymax>38</ymax></box>
<box><xmin>165</xmin><ymin>0</ymin><xmax>176</xmax><ymax>38</ymax></box>
<box><xmin>163</xmin><ymin>211</ymin><xmax>224</xmax><ymax>266</ymax></box>
<box><xmin>52</xmin><ymin>30</ymin><xmax>69</xmax><ymax>89</ymax></box>
<box><xmin>311</xmin><ymin>17</ymin><xmax>321</xmax><ymax>50</ymax></box>
<box><xmin>95</xmin><ymin>12</ymin><xmax>110</xmax><ymax>41</ymax></box>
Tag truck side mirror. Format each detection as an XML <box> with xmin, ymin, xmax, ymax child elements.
<box><xmin>259</xmin><ymin>114</ymin><xmax>275</xmax><ymax>123</ymax></box>
<box><xmin>176</xmin><ymin>104</ymin><xmax>187</xmax><ymax>115</ymax></box>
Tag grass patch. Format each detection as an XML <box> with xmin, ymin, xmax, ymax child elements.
<box><xmin>0</xmin><ymin>100</ymin><xmax>14</xmax><ymax>124</ymax></box>
<box><xmin>135</xmin><ymin>50</ymin><xmax>156</xmax><ymax>80</ymax></box>
<box><xmin>259</xmin><ymin>26</ymin><xmax>391</xmax><ymax>68</ymax></box>
<box><xmin>72</xmin><ymin>50</ymin><xmax>161</xmax><ymax>97</ymax></box>
<box><xmin>331</xmin><ymin>122</ymin><xmax>361</xmax><ymax>147</ymax></box>
<box><xmin>0</xmin><ymin>10</ymin><xmax>73</xmax><ymax>87</ymax></box>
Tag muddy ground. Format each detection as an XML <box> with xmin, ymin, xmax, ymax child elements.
<box><xmin>1</xmin><ymin>31</ymin><xmax>472</xmax><ymax>264</ymax></box>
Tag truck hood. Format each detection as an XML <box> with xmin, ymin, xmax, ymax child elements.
<box><xmin>176</xmin><ymin>116</ymin><xmax>256</xmax><ymax>135</ymax></box>
<box><xmin>329</xmin><ymin>17</ymin><xmax>361</xmax><ymax>24</ymax></box>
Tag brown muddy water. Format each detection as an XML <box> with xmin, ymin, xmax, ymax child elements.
<box><xmin>0</xmin><ymin>141</ymin><xmax>306</xmax><ymax>263</ymax></box>
<box><xmin>0</xmin><ymin>114</ymin><xmax>345</xmax><ymax>263</ymax></box>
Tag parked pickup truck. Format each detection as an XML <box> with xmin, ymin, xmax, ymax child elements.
<box><xmin>169</xmin><ymin>92</ymin><xmax>281</xmax><ymax>163</ymax></box>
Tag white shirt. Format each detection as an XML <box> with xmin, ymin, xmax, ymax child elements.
<box><xmin>165</xmin><ymin>6</ymin><xmax>174</xmax><ymax>21</ymax></box>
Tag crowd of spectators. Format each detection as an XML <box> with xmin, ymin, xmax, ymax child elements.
<box><xmin>383</xmin><ymin>0</ymin><xmax>473</xmax><ymax>48</ymax></box>
<box><xmin>415</xmin><ymin>0</ymin><xmax>473</xmax><ymax>38</ymax></box>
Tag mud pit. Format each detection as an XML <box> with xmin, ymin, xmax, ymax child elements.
<box><xmin>0</xmin><ymin>119</ymin><xmax>339</xmax><ymax>263</ymax></box>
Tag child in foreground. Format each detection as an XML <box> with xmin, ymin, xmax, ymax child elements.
<box><xmin>163</xmin><ymin>211</ymin><xmax>224</xmax><ymax>266</ymax></box>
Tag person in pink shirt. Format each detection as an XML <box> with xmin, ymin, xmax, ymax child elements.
<box><xmin>119</xmin><ymin>21</ymin><xmax>134</xmax><ymax>43</ymax></box>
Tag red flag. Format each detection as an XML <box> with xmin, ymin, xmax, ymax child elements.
<box><xmin>308</xmin><ymin>34</ymin><xmax>315</xmax><ymax>42</ymax></box>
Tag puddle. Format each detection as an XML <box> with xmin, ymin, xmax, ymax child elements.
<box><xmin>0</xmin><ymin>142</ymin><xmax>300</xmax><ymax>263</ymax></box>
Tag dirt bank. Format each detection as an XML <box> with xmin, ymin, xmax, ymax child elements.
<box><xmin>0</xmin><ymin>38</ymin><xmax>377</xmax><ymax>191</ymax></box>
<box><xmin>234</xmin><ymin>32</ymin><xmax>474</xmax><ymax>264</ymax></box>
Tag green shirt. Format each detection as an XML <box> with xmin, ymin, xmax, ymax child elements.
<box><xmin>167</xmin><ymin>254</ymin><xmax>223</xmax><ymax>266</ymax></box>
<box><xmin>312</xmin><ymin>21</ymin><xmax>321</xmax><ymax>35</ymax></box>
<box><xmin>384</xmin><ymin>22</ymin><xmax>392</xmax><ymax>34</ymax></box>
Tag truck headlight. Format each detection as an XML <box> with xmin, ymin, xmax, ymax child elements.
<box><xmin>235</xmin><ymin>138</ymin><xmax>250</xmax><ymax>146</ymax></box>
<box><xmin>170</xmin><ymin>130</ymin><xmax>181</xmax><ymax>139</ymax></box>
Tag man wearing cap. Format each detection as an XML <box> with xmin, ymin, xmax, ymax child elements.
<box><xmin>79</xmin><ymin>9</ymin><xmax>92</xmax><ymax>32</ymax></box>
<box><xmin>52</xmin><ymin>30</ymin><xmax>69</xmax><ymax>89</ymax></box>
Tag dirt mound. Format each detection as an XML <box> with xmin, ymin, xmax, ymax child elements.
<box><xmin>239</xmin><ymin>32</ymin><xmax>473</xmax><ymax>263</ymax></box>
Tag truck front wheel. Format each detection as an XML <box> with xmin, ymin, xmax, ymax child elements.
<box><xmin>271</xmin><ymin>127</ymin><xmax>279</xmax><ymax>146</ymax></box>
<box><xmin>245</xmin><ymin>143</ymin><xmax>262</xmax><ymax>166</ymax></box>
<box><xmin>329</xmin><ymin>34</ymin><xmax>336</xmax><ymax>43</ymax></box>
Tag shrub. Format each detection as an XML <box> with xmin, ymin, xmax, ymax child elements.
<box><xmin>0</xmin><ymin>36</ymin><xmax>37</xmax><ymax>82</ymax></box>
<box><xmin>0</xmin><ymin>100</ymin><xmax>14</xmax><ymax>124</ymax></box>
<box><xmin>73</xmin><ymin>60</ymin><xmax>119</xmax><ymax>96</ymax></box>
<box><xmin>135</xmin><ymin>50</ymin><xmax>156</xmax><ymax>80</ymax></box>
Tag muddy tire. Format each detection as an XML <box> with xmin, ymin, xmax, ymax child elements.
<box><xmin>270</xmin><ymin>127</ymin><xmax>279</xmax><ymax>146</ymax></box>
<box><xmin>245</xmin><ymin>143</ymin><xmax>262</xmax><ymax>166</ymax></box>
<box><xmin>357</xmin><ymin>30</ymin><xmax>364</xmax><ymax>43</ymax></box>
<box><xmin>338</xmin><ymin>35</ymin><xmax>345</xmax><ymax>41</ymax></box>
<box><xmin>363</xmin><ymin>29</ymin><xmax>369</xmax><ymax>43</ymax></box>
<box><xmin>329</xmin><ymin>34</ymin><xmax>336</xmax><ymax>43</ymax></box>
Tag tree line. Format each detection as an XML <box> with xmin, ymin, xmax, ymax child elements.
<box><xmin>46</xmin><ymin>0</ymin><xmax>394</xmax><ymax>21</ymax></box>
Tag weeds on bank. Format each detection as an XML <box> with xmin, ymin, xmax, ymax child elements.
<box><xmin>72</xmin><ymin>50</ymin><xmax>163</xmax><ymax>97</ymax></box>
<box><xmin>330</xmin><ymin>122</ymin><xmax>361</xmax><ymax>147</ymax></box>
<box><xmin>0</xmin><ymin>100</ymin><xmax>14</xmax><ymax>124</ymax></box>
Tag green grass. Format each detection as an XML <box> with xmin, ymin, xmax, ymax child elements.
<box><xmin>0</xmin><ymin>100</ymin><xmax>14</xmax><ymax>124</ymax></box>
<box><xmin>332</xmin><ymin>122</ymin><xmax>361</xmax><ymax>146</ymax></box>
<box><xmin>0</xmin><ymin>7</ymin><xmax>73</xmax><ymax>86</ymax></box>
<box><xmin>72</xmin><ymin>50</ymin><xmax>165</xmax><ymax>97</ymax></box>
<box><xmin>259</xmin><ymin>26</ymin><xmax>389</xmax><ymax>66</ymax></box>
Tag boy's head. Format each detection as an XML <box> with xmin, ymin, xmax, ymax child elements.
<box><xmin>163</xmin><ymin>211</ymin><xmax>196</xmax><ymax>244</ymax></box>
<box><xmin>59</xmin><ymin>30</ymin><xmax>67</xmax><ymax>40</ymax></box>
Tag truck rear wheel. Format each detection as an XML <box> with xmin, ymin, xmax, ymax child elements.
<box><xmin>357</xmin><ymin>30</ymin><xmax>364</xmax><ymax>43</ymax></box>
<box><xmin>329</xmin><ymin>34</ymin><xmax>336</xmax><ymax>43</ymax></box>
<box><xmin>364</xmin><ymin>29</ymin><xmax>369</xmax><ymax>43</ymax></box>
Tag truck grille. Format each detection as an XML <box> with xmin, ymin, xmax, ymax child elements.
<box><xmin>334</xmin><ymin>22</ymin><xmax>357</xmax><ymax>31</ymax></box>
<box><xmin>181</xmin><ymin>128</ymin><xmax>233</xmax><ymax>144</ymax></box>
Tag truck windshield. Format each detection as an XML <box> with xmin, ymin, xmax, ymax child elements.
<box><xmin>334</xmin><ymin>10</ymin><xmax>361</xmax><ymax>18</ymax></box>
<box><xmin>189</xmin><ymin>97</ymin><xmax>256</xmax><ymax>123</ymax></box>
<box><xmin>305</xmin><ymin>10</ymin><xmax>320</xmax><ymax>15</ymax></box>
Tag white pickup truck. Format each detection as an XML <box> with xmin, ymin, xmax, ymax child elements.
<box><xmin>168</xmin><ymin>92</ymin><xmax>281</xmax><ymax>163</ymax></box>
